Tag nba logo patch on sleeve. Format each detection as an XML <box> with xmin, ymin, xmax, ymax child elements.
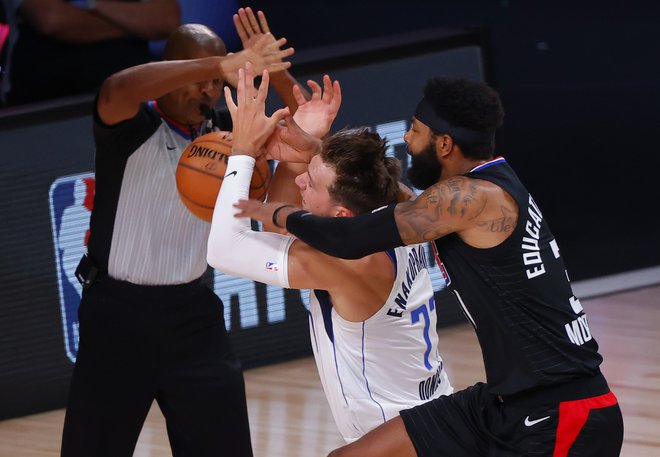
<box><xmin>48</xmin><ymin>172</ymin><xmax>95</xmax><ymax>363</ymax></box>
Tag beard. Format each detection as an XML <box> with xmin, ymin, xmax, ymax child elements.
<box><xmin>406</xmin><ymin>142</ymin><xmax>442</xmax><ymax>190</ymax></box>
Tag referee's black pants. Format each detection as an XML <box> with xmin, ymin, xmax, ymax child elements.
<box><xmin>60</xmin><ymin>276</ymin><xmax>253</xmax><ymax>457</ymax></box>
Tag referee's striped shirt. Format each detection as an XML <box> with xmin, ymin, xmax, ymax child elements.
<box><xmin>87</xmin><ymin>101</ymin><xmax>224</xmax><ymax>285</ymax></box>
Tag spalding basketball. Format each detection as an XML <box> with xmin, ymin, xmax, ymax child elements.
<box><xmin>176</xmin><ymin>131</ymin><xmax>271</xmax><ymax>222</ymax></box>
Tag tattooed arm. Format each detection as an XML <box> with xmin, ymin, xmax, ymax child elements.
<box><xmin>395</xmin><ymin>176</ymin><xmax>483</xmax><ymax>243</ymax></box>
<box><xmin>396</xmin><ymin>176</ymin><xmax>517</xmax><ymax>247</ymax></box>
<box><xmin>236</xmin><ymin>175</ymin><xmax>516</xmax><ymax>259</ymax></box>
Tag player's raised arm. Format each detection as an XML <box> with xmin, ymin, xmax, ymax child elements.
<box><xmin>263</xmin><ymin>74</ymin><xmax>341</xmax><ymax>231</ymax></box>
<box><xmin>291</xmin><ymin>74</ymin><xmax>342</xmax><ymax>139</ymax></box>
<box><xmin>208</xmin><ymin>64</ymin><xmax>346</xmax><ymax>291</ymax></box>
<box><xmin>229</xmin><ymin>6</ymin><xmax>309</xmax><ymax>113</ymax></box>
<box><xmin>98</xmin><ymin>29</ymin><xmax>292</xmax><ymax>126</ymax></box>
<box><xmin>264</xmin><ymin>74</ymin><xmax>341</xmax><ymax>164</ymax></box>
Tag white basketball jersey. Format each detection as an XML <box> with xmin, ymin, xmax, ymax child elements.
<box><xmin>308</xmin><ymin>244</ymin><xmax>453</xmax><ymax>443</ymax></box>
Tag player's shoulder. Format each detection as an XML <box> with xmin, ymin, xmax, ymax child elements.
<box><xmin>441</xmin><ymin>174</ymin><xmax>512</xmax><ymax>203</ymax></box>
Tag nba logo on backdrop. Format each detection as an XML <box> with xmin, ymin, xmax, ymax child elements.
<box><xmin>49</xmin><ymin>172</ymin><xmax>95</xmax><ymax>363</ymax></box>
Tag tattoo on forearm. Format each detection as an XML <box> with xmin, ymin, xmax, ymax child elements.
<box><xmin>397</xmin><ymin>200</ymin><xmax>446</xmax><ymax>243</ymax></box>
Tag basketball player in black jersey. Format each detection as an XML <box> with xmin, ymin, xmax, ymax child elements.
<box><xmin>235</xmin><ymin>77</ymin><xmax>624</xmax><ymax>456</ymax></box>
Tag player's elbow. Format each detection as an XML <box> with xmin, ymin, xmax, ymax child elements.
<box><xmin>207</xmin><ymin>233</ymin><xmax>244</xmax><ymax>276</ymax></box>
<box><xmin>97</xmin><ymin>68</ymin><xmax>137</xmax><ymax>108</ymax></box>
<box><xmin>207</xmin><ymin>254</ymin><xmax>241</xmax><ymax>281</ymax></box>
<box><xmin>206</xmin><ymin>241</ymin><xmax>230</xmax><ymax>272</ymax></box>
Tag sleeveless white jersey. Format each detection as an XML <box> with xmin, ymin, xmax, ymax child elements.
<box><xmin>308</xmin><ymin>244</ymin><xmax>453</xmax><ymax>443</ymax></box>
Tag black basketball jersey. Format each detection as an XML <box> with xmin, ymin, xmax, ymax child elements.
<box><xmin>433</xmin><ymin>157</ymin><xmax>603</xmax><ymax>396</ymax></box>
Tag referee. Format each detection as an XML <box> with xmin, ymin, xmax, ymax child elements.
<box><xmin>60</xmin><ymin>15</ymin><xmax>299</xmax><ymax>457</ymax></box>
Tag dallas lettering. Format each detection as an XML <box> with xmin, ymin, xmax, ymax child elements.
<box><xmin>387</xmin><ymin>245</ymin><xmax>428</xmax><ymax>318</ymax></box>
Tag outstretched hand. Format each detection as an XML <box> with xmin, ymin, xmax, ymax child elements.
<box><xmin>265</xmin><ymin>115</ymin><xmax>322</xmax><ymax>163</ymax></box>
<box><xmin>263</xmin><ymin>74</ymin><xmax>341</xmax><ymax>163</ymax></box>
<box><xmin>239</xmin><ymin>33</ymin><xmax>293</xmax><ymax>76</ymax></box>
<box><xmin>293</xmin><ymin>74</ymin><xmax>342</xmax><ymax>139</ymax></box>
<box><xmin>224</xmin><ymin>63</ymin><xmax>290</xmax><ymax>157</ymax></box>
<box><xmin>233</xmin><ymin>7</ymin><xmax>293</xmax><ymax>76</ymax></box>
<box><xmin>234</xmin><ymin>7</ymin><xmax>270</xmax><ymax>51</ymax></box>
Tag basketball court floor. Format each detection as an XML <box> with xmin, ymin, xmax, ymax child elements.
<box><xmin>1</xmin><ymin>270</ymin><xmax>659</xmax><ymax>457</ymax></box>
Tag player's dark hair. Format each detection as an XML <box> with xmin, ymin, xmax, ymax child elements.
<box><xmin>321</xmin><ymin>128</ymin><xmax>400</xmax><ymax>215</ymax></box>
<box><xmin>423</xmin><ymin>77</ymin><xmax>505</xmax><ymax>160</ymax></box>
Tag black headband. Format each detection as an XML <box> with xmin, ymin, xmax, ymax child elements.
<box><xmin>414</xmin><ymin>98</ymin><xmax>494</xmax><ymax>145</ymax></box>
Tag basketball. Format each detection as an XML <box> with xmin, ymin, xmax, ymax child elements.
<box><xmin>176</xmin><ymin>131</ymin><xmax>271</xmax><ymax>222</ymax></box>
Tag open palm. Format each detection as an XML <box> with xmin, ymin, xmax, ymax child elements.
<box><xmin>293</xmin><ymin>75</ymin><xmax>342</xmax><ymax>139</ymax></box>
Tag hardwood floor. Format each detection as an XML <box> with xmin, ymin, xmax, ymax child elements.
<box><xmin>1</xmin><ymin>285</ymin><xmax>658</xmax><ymax>457</ymax></box>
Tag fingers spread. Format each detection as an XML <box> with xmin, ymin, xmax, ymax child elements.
<box><xmin>332</xmin><ymin>80</ymin><xmax>342</xmax><ymax>108</ymax></box>
<box><xmin>233</xmin><ymin>14</ymin><xmax>249</xmax><ymax>42</ymax></box>
<box><xmin>273</xmin><ymin>36</ymin><xmax>288</xmax><ymax>48</ymax></box>
<box><xmin>271</xmin><ymin>108</ymin><xmax>291</xmax><ymax>126</ymax></box>
<box><xmin>270</xmin><ymin>62</ymin><xmax>292</xmax><ymax>72</ymax></box>
<box><xmin>237</xmin><ymin>67</ymin><xmax>246</xmax><ymax>106</ymax></box>
<box><xmin>224</xmin><ymin>85</ymin><xmax>237</xmax><ymax>114</ymax></box>
<box><xmin>238</xmin><ymin>8</ymin><xmax>253</xmax><ymax>35</ymax></box>
<box><xmin>257</xmin><ymin>10</ymin><xmax>270</xmax><ymax>33</ymax></box>
<box><xmin>307</xmin><ymin>80</ymin><xmax>322</xmax><ymax>100</ymax></box>
<box><xmin>257</xmin><ymin>69</ymin><xmax>270</xmax><ymax>102</ymax></box>
<box><xmin>292</xmin><ymin>84</ymin><xmax>307</xmax><ymax>105</ymax></box>
<box><xmin>318</xmin><ymin>75</ymin><xmax>328</xmax><ymax>102</ymax></box>
<box><xmin>245</xmin><ymin>7</ymin><xmax>260</xmax><ymax>33</ymax></box>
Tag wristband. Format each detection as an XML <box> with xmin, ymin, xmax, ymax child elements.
<box><xmin>272</xmin><ymin>204</ymin><xmax>297</xmax><ymax>229</ymax></box>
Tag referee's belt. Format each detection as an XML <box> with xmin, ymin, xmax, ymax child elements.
<box><xmin>74</xmin><ymin>253</ymin><xmax>106</xmax><ymax>290</ymax></box>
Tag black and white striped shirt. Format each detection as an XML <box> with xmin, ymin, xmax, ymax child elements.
<box><xmin>87</xmin><ymin>101</ymin><xmax>225</xmax><ymax>285</ymax></box>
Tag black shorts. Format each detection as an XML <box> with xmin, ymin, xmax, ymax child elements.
<box><xmin>61</xmin><ymin>276</ymin><xmax>253</xmax><ymax>457</ymax></box>
<box><xmin>400</xmin><ymin>376</ymin><xmax>623</xmax><ymax>457</ymax></box>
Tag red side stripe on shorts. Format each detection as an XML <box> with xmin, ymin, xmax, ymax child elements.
<box><xmin>552</xmin><ymin>391</ymin><xmax>618</xmax><ymax>457</ymax></box>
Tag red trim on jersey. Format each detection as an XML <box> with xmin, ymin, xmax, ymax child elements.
<box><xmin>469</xmin><ymin>156</ymin><xmax>506</xmax><ymax>172</ymax></box>
<box><xmin>83</xmin><ymin>178</ymin><xmax>95</xmax><ymax>212</ymax></box>
<box><xmin>430</xmin><ymin>241</ymin><xmax>451</xmax><ymax>286</ymax></box>
<box><xmin>552</xmin><ymin>391</ymin><xmax>618</xmax><ymax>457</ymax></box>
<box><xmin>83</xmin><ymin>177</ymin><xmax>95</xmax><ymax>246</ymax></box>
<box><xmin>148</xmin><ymin>100</ymin><xmax>201</xmax><ymax>135</ymax></box>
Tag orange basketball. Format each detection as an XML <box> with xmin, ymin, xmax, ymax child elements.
<box><xmin>176</xmin><ymin>131</ymin><xmax>271</xmax><ymax>222</ymax></box>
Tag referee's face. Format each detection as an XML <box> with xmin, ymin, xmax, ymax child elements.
<box><xmin>161</xmin><ymin>48</ymin><xmax>226</xmax><ymax>125</ymax></box>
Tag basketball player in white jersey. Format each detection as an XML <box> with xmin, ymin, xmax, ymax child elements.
<box><xmin>206</xmin><ymin>65</ymin><xmax>453</xmax><ymax>443</ymax></box>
